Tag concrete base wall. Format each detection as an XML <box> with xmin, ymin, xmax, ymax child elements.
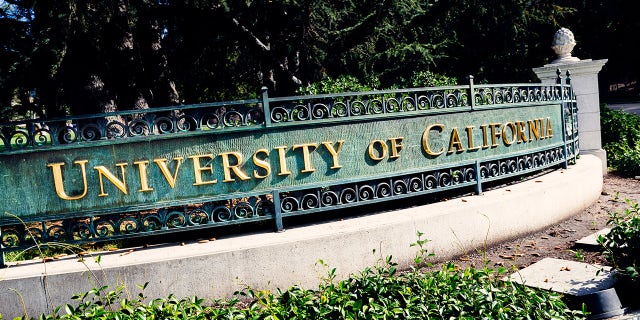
<box><xmin>0</xmin><ymin>155</ymin><xmax>604</xmax><ymax>318</ymax></box>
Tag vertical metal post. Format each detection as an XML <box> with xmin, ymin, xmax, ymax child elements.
<box><xmin>568</xmin><ymin>102</ymin><xmax>575</xmax><ymax>163</ymax></box>
<box><xmin>560</xmin><ymin>102</ymin><xmax>569</xmax><ymax>169</ymax></box>
<box><xmin>555</xmin><ymin>68</ymin><xmax>569</xmax><ymax>168</ymax></box>
<box><xmin>0</xmin><ymin>226</ymin><xmax>6</xmax><ymax>268</ymax></box>
<box><xmin>41</xmin><ymin>221</ymin><xmax>48</xmax><ymax>242</ymax></box>
<box><xmin>272</xmin><ymin>190</ymin><xmax>284</xmax><ymax>232</ymax></box>
<box><xmin>566</xmin><ymin>70</ymin><xmax>577</xmax><ymax>161</ymax></box>
<box><xmin>468</xmin><ymin>75</ymin><xmax>475</xmax><ymax>111</ymax></box>
<box><xmin>261</xmin><ymin>86</ymin><xmax>272</xmax><ymax>128</ymax></box>
<box><xmin>474</xmin><ymin>160</ymin><xmax>483</xmax><ymax>195</ymax></box>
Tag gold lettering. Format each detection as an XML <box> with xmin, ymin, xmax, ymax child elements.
<box><xmin>368</xmin><ymin>139</ymin><xmax>388</xmax><ymax>161</ymax></box>
<box><xmin>528</xmin><ymin>119</ymin><xmax>541</xmax><ymax>141</ymax></box>
<box><xmin>154</xmin><ymin>157</ymin><xmax>184</xmax><ymax>188</ymax></box>
<box><xmin>501</xmin><ymin>122</ymin><xmax>517</xmax><ymax>146</ymax></box>
<box><xmin>94</xmin><ymin>163</ymin><xmax>128</xmax><ymax>197</ymax></box>
<box><xmin>274</xmin><ymin>146</ymin><xmax>292</xmax><ymax>176</ymax></box>
<box><xmin>480</xmin><ymin>124</ymin><xmax>489</xmax><ymax>148</ymax></box>
<box><xmin>388</xmin><ymin>137</ymin><xmax>404</xmax><ymax>159</ymax></box>
<box><xmin>293</xmin><ymin>143</ymin><xmax>319</xmax><ymax>173</ymax></box>
<box><xmin>188</xmin><ymin>154</ymin><xmax>217</xmax><ymax>186</ymax></box>
<box><xmin>253</xmin><ymin>149</ymin><xmax>271</xmax><ymax>179</ymax></box>
<box><xmin>133</xmin><ymin>160</ymin><xmax>153</xmax><ymax>192</ymax></box>
<box><xmin>465</xmin><ymin>126</ymin><xmax>480</xmax><ymax>151</ymax></box>
<box><xmin>422</xmin><ymin>124</ymin><xmax>445</xmax><ymax>156</ymax></box>
<box><xmin>321</xmin><ymin>140</ymin><xmax>345</xmax><ymax>169</ymax></box>
<box><xmin>546</xmin><ymin>117</ymin><xmax>553</xmax><ymax>138</ymax></box>
<box><xmin>516</xmin><ymin>121</ymin><xmax>527</xmax><ymax>143</ymax></box>
<box><xmin>220</xmin><ymin>152</ymin><xmax>251</xmax><ymax>182</ymax></box>
<box><xmin>489</xmin><ymin>123</ymin><xmax>502</xmax><ymax>147</ymax></box>
<box><xmin>448</xmin><ymin>127</ymin><xmax>464</xmax><ymax>154</ymax></box>
<box><xmin>47</xmin><ymin>160</ymin><xmax>89</xmax><ymax>201</ymax></box>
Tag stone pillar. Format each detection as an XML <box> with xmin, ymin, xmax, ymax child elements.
<box><xmin>532</xmin><ymin>28</ymin><xmax>608</xmax><ymax>174</ymax></box>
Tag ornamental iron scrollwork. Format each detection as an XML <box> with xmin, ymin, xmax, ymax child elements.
<box><xmin>269</xmin><ymin>83</ymin><xmax>571</xmax><ymax>125</ymax></box>
<box><xmin>0</xmin><ymin>82</ymin><xmax>573</xmax><ymax>154</ymax></box>
<box><xmin>0</xmin><ymin>102</ymin><xmax>263</xmax><ymax>153</ymax></box>
<box><xmin>269</xmin><ymin>89</ymin><xmax>472</xmax><ymax>124</ymax></box>
<box><xmin>472</xmin><ymin>85</ymin><xmax>569</xmax><ymax>107</ymax></box>
<box><xmin>0</xmin><ymin>196</ymin><xmax>274</xmax><ymax>252</ymax></box>
<box><xmin>278</xmin><ymin>166</ymin><xmax>478</xmax><ymax>215</ymax></box>
<box><xmin>276</xmin><ymin>147</ymin><xmax>568</xmax><ymax>217</ymax></box>
<box><xmin>478</xmin><ymin>148</ymin><xmax>565</xmax><ymax>181</ymax></box>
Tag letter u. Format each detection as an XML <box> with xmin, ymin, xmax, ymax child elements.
<box><xmin>47</xmin><ymin>160</ymin><xmax>89</xmax><ymax>200</ymax></box>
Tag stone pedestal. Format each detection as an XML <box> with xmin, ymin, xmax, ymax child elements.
<box><xmin>533</xmin><ymin>59</ymin><xmax>608</xmax><ymax>174</ymax></box>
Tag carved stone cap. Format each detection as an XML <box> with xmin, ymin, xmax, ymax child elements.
<box><xmin>533</xmin><ymin>59</ymin><xmax>608</xmax><ymax>84</ymax></box>
<box><xmin>551</xmin><ymin>27</ymin><xmax>580</xmax><ymax>64</ymax></box>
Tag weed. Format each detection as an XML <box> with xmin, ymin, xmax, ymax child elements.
<box><xmin>570</xmin><ymin>249</ymin><xmax>584</xmax><ymax>262</ymax></box>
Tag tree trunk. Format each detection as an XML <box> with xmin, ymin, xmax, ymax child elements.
<box><xmin>141</xmin><ymin>16</ymin><xmax>180</xmax><ymax>107</ymax></box>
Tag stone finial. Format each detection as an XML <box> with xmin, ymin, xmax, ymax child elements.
<box><xmin>551</xmin><ymin>28</ymin><xmax>580</xmax><ymax>64</ymax></box>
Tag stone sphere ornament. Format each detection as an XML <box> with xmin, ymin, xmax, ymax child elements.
<box><xmin>551</xmin><ymin>27</ymin><xmax>580</xmax><ymax>64</ymax></box>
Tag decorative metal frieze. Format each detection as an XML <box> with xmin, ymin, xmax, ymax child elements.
<box><xmin>278</xmin><ymin>164</ymin><xmax>477</xmax><ymax>215</ymax></box>
<box><xmin>472</xmin><ymin>84</ymin><xmax>573</xmax><ymax>107</ymax></box>
<box><xmin>478</xmin><ymin>147</ymin><xmax>566</xmax><ymax>182</ymax></box>
<box><xmin>268</xmin><ymin>83</ymin><xmax>573</xmax><ymax>125</ymax></box>
<box><xmin>1</xmin><ymin>195</ymin><xmax>274</xmax><ymax>252</ymax></box>
<box><xmin>0</xmin><ymin>81</ymin><xmax>574</xmax><ymax>155</ymax></box>
<box><xmin>277</xmin><ymin>146</ymin><xmax>567</xmax><ymax>216</ymax></box>
<box><xmin>269</xmin><ymin>88</ymin><xmax>470</xmax><ymax>124</ymax></box>
<box><xmin>0</xmin><ymin>101</ymin><xmax>263</xmax><ymax>154</ymax></box>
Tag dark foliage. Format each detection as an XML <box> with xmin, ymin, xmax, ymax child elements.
<box><xmin>1</xmin><ymin>0</ymin><xmax>637</xmax><ymax>120</ymax></box>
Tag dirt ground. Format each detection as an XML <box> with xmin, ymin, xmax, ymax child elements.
<box><xmin>432</xmin><ymin>173</ymin><xmax>640</xmax><ymax>271</ymax></box>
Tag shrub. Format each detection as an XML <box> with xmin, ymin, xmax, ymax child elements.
<box><xmin>405</xmin><ymin>70</ymin><xmax>458</xmax><ymax>88</ymax></box>
<box><xmin>296</xmin><ymin>71</ymin><xmax>458</xmax><ymax>96</ymax></box>
<box><xmin>28</xmin><ymin>262</ymin><xmax>582</xmax><ymax>319</ymax></box>
<box><xmin>296</xmin><ymin>75</ymin><xmax>378</xmax><ymax>95</ymax></box>
<box><xmin>598</xmin><ymin>199</ymin><xmax>640</xmax><ymax>282</ymax></box>
<box><xmin>600</xmin><ymin>104</ymin><xmax>640</xmax><ymax>176</ymax></box>
<box><xmin>27</xmin><ymin>237</ymin><xmax>583</xmax><ymax>320</ymax></box>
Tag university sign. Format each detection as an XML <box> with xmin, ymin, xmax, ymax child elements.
<box><xmin>43</xmin><ymin>112</ymin><xmax>555</xmax><ymax>204</ymax></box>
<box><xmin>0</xmin><ymin>79</ymin><xmax>577</xmax><ymax>265</ymax></box>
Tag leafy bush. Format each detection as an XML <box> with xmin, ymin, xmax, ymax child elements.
<box><xmin>296</xmin><ymin>71</ymin><xmax>458</xmax><ymax>96</ymax></box>
<box><xmin>296</xmin><ymin>75</ymin><xmax>379</xmax><ymax>95</ymax></box>
<box><xmin>24</xmin><ymin>235</ymin><xmax>583</xmax><ymax>320</ymax></box>
<box><xmin>600</xmin><ymin>104</ymin><xmax>640</xmax><ymax>176</ymax></box>
<box><xmin>25</xmin><ymin>263</ymin><xmax>581</xmax><ymax>319</ymax></box>
<box><xmin>404</xmin><ymin>70</ymin><xmax>458</xmax><ymax>88</ymax></box>
<box><xmin>599</xmin><ymin>199</ymin><xmax>640</xmax><ymax>282</ymax></box>
<box><xmin>20</xmin><ymin>283</ymin><xmax>249</xmax><ymax>320</ymax></box>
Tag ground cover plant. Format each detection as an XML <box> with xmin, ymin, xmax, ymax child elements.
<box><xmin>6</xmin><ymin>235</ymin><xmax>585</xmax><ymax>320</ymax></box>
<box><xmin>599</xmin><ymin>199</ymin><xmax>640</xmax><ymax>283</ymax></box>
<box><xmin>597</xmin><ymin>198</ymin><xmax>640</xmax><ymax>309</ymax></box>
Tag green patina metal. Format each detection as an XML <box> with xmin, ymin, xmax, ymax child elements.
<box><xmin>0</xmin><ymin>75</ymin><xmax>577</xmax><ymax>266</ymax></box>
